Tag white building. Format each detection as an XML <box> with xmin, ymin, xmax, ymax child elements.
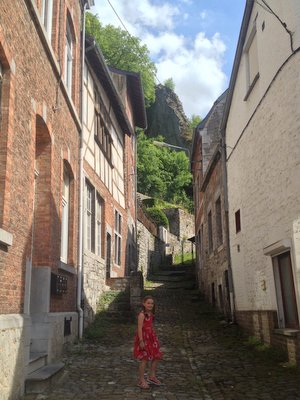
<box><xmin>223</xmin><ymin>0</ymin><xmax>300</xmax><ymax>363</ymax></box>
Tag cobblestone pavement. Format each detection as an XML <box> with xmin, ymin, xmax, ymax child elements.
<box><xmin>24</xmin><ymin>272</ymin><xmax>300</xmax><ymax>400</ymax></box>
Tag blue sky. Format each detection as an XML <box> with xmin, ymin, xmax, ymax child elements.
<box><xmin>92</xmin><ymin>0</ymin><xmax>246</xmax><ymax>118</ymax></box>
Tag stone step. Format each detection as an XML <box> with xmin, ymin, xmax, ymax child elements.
<box><xmin>25</xmin><ymin>362</ymin><xmax>64</xmax><ymax>394</ymax></box>
<box><xmin>27</xmin><ymin>352</ymin><xmax>48</xmax><ymax>375</ymax></box>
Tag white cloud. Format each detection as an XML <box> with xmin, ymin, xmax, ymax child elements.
<box><xmin>92</xmin><ymin>0</ymin><xmax>228</xmax><ymax>117</ymax></box>
<box><xmin>143</xmin><ymin>32</ymin><xmax>186</xmax><ymax>58</ymax></box>
<box><xmin>155</xmin><ymin>32</ymin><xmax>227</xmax><ymax>117</ymax></box>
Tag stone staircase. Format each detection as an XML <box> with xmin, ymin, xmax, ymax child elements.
<box><xmin>103</xmin><ymin>289</ymin><xmax>133</xmax><ymax>321</ymax></box>
<box><xmin>25</xmin><ymin>321</ymin><xmax>65</xmax><ymax>394</ymax></box>
<box><xmin>26</xmin><ymin>360</ymin><xmax>64</xmax><ymax>394</ymax></box>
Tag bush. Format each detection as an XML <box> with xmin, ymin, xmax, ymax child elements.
<box><xmin>146</xmin><ymin>207</ymin><xmax>169</xmax><ymax>227</ymax></box>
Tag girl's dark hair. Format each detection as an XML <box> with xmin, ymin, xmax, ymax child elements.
<box><xmin>142</xmin><ymin>295</ymin><xmax>156</xmax><ymax>314</ymax></box>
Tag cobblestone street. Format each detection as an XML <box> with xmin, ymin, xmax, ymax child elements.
<box><xmin>24</xmin><ymin>271</ymin><xmax>300</xmax><ymax>400</ymax></box>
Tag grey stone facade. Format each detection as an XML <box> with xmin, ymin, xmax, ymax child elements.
<box><xmin>83</xmin><ymin>251</ymin><xmax>107</xmax><ymax>327</ymax></box>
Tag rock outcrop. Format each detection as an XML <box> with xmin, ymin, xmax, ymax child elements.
<box><xmin>146</xmin><ymin>84</ymin><xmax>191</xmax><ymax>148</ymax></box>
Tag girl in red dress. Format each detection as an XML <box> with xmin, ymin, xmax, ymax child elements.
<box><xmin>133</xmin><ymin>295</ymin><xmax>163</xmax><ymax>389</ymax></box>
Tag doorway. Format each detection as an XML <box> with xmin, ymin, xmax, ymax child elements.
<box><xmin>273</xmin><ymin>251</ymin><xmax>299</xmax><ymax>329</ymax></box>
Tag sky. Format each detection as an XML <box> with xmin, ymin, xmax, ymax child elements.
<box><xmin>92</xmin><ymin>0</ymin><xmax>246</xmax><ymax>119</ymax></box>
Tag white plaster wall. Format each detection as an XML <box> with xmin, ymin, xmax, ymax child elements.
<box><xmin>227</xmin><ymin>50</ymin><xmax>300</xmax><ymax>312</ymax></box>
<box><xmin>226</xmin><ymin>0</ymin><xmax>300</xmax><ymax>154</ymax></box>
<box><xmin>83</xmin><ymin>62</ymin><xmax>125</xmax><ymax>206</ymax></box>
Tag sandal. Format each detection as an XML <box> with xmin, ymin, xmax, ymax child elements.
<box><xmin>147</xmin><ymin>376</ymin><xmax>162</xmax><ymax>386</ymax></box>
<box><xmin>138</xmin><ymin>380</ymin><xmax>150</xmax><ymax>389</ymax></box>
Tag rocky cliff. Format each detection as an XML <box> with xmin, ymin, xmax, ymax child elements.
<box><xmin>146</xmin><ymin>84</ymin><xmax>191</xmax><ymax>148</ymax></box>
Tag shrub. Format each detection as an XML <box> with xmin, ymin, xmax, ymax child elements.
<box><xmin>146</xmin><ymin>207</ymin><xmax>169</xmax><ymax>227</ymax></box>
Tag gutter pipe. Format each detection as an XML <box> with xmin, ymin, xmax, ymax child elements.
<box><xmin>77</xmin><ymin>0</ymin><xmax>88</xmax><ymax>340</ymax></box>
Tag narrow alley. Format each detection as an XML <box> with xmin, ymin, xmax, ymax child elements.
<box><xmin>23</xmin><ymin>268</ymin><xmax>300</xmax><ymax>400</ymax></box>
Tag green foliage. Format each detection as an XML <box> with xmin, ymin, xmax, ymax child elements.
<box><xmin>137</xmin><ymin>133</ymin><xmax>193</xmax><ymax>211</ymax></box>
<box><xmin>173</xmin><ymin>252</ymin><xmax>194</xmax><ymax>265</ymax></box>
<box><xmin>188</xmin><ymin>114</ymin><xmax>202</xmax><ymax>129</ymax></box>
<box><xmin>85</xmin><ymin>13</ymin><xmax>157</xmax><ymax>107</ymax></box>
<box><xmin>164</xmin><ymin>78</ymin><xmax>175</xmax><ymax>91</ymax></box>
<box><xmin>181</xmin><ymin>114</ymin><xmax>202</xmax><ymax>144</ymax></box>
<box><xmin>146</xmin><ymin>207</ymin><xmax>169</xmax><ymax>227</ymax></box>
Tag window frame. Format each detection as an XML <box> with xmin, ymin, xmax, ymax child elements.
<box><xmin>244</xmin><ymin>22</ymin><xmax>260</xmax><ymax>101</ymax></box>
<box><xmin>215</xmin><ymin>196</ymin><xmax>223</xmax><ymax>247</ymax></box>
<box><xmin>41</xmin><ymin>0</ymin><xmax>53</xmax><ymax>40</ymax></box>
<box><xmin>208</xmin><ymin>210</ymin><xmax>213</xmax><ymax>254</ymax></box>
<box><xmin>64</xmin><ymin>18</ymin><xmax>73</xmax><ymax>96</ymax></box>
<box><xmin>60</xmin><ymin>167</ymin><xmax>70</xmax><ymax>263</ymax></box>
<box><xmin>85</xmin><ymin>180</ymin><xmax>95</xmax><ymax>253</ymax></box>
<box><xmin>114</xmin><ymin>210</ymin><xmax>122</xmax><ymax>266</ymax></box>
<box><xmin>0</xmin><ymin>61</ymin><xmax>3</xmax><ymax>124</ymax></box>
<box><xmin>94</xmin><ymin>88</ymin><xmax>113</xmax><ymax>164</ymax></box>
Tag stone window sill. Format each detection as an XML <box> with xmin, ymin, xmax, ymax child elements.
<box><xmin>0</xmin><ymin>228</ymin><xmax>13</xmax><ymax>246</ymax></box>
<box><xmin>59</xmin><ymin>261</ymin><xmax>76</xmax><ymax>275</ymax></box>
<box><xmin>243</xmin><ymin>72</ymin><xmax>260</xmax><ymax>101</ymax></box>
<box><xmin>274</xmin><ymin>328</ymin><xmax>300</xmax><ymax>338</ymax></box>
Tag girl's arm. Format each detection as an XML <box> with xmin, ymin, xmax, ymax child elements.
<box><xmin>137</xmin><ymin>312</ymin><xmax>145</xmax><ymax>345</ymax></box>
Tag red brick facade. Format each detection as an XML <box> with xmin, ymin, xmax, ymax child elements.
<box><xmin>0</xmin><ymin>0</ymin><xmax>82</xmax><ymax>314</ymax></box>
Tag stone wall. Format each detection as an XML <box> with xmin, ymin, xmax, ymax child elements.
<box><xmin>0</xmin><ymin>315</ymin><xmax>30</xmax><ymax>400</ymax></box>
<box><xmin>83</xmin><ymin>251</ymin><xmax>107</xmax><ymax>327</ymax></box>
<box><xmin>164</xmin><ymin>208</ymin><xmax>194</xmax><ymax>241</ymax></box>
<box><xmin>137</xmin><ymin>220</ymin><xmax>162</xmax><ymax>278</ymax></box>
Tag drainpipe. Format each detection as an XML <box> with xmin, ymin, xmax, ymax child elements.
<box><xmin>220</xmin><ymin>131</ymin><xmax>236</xmax><ymax>322</ymax></box>
<box><xmin>77</xmin><ymin>1</ymin><xmax>88</xmax><ymax>340</ymax></box>
<box><xmin>134</xmin><ymin>130</ymin><xmax>139</xmax><ymax>273</ymax></box>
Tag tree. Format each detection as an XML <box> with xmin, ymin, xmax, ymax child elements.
<box><xmin>86</xmin><ymin>13</ymin><xmax>157</xmax><ymax>107</ymax></box>
<box><xmin>164</xmin><ymin>78</ymin><xmax>175</xmax><ymax>91</ymax></box>
<box><xmin>137</xmin><ymin>133</ymin><xmax>193</xmax><ymax>211</ymax></box>
<box><xmin>188</xmin><ymin>114</ymin><xmax>202</xmax><ymax>129</ymax></box>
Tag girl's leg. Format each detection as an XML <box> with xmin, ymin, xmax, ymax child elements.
<box><xmin>139</xmin><ymin>360</ymin><xmax>148</xmax><ymax>383</ymax></box>
<box><xmin>149</xmin><ymin>359</ymin><xmax>158</xmax><ymax>378</ymax></box>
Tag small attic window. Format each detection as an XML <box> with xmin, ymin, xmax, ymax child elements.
<box><xmin>244</xmin><ymin>22</ymin><xmax>259</xmax><ymax>101</ymax></box>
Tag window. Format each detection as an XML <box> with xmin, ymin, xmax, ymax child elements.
<box><xmin>41</xmin><ymin>0</ymin><xmax>53</xmax><ymax>40</ymax></box>
<box><xmin>86</xmin><ymin>181</ymin><xmax>95</xmax><ymax>253</ymax></box>
<box><xmin>0</xmin><ymin>61</ymin><xmax>3</xmax><ymax>123</ymax></box>
<box><xmin>244</xmin><ymin>24</ymin><xmax>259</xmax><ymax>100</ymax></box>
<box><xmin>215</xmin><ymin>197</ymin><xmax>223</xmax><ymax>247</ymax></box>
<box><xmin>60</xmin><ymin>167</ymin><xmax>70</xmax><ymax>263</ymax></box>
<box><xmin>114</xmin><ymin>210</ymin><xmax>122</xmax><ymax>265</ymax></box>
<box><xmin>235</xmin><ymin>209</ymin><xmax>241</xmax><ymax>233</ymax></box>
<box><xmin>94</xmin><ymin>89</ymin><xmax>112</xmax><ymax>162</ymax></box>
<box><xmin>96</xmin><ymin>194</ymin><xmax>103</xmax><ymax>256</ymax></box>
<box><xmin>64</xmin><ymin>18</ymin><xmax>73</xmax><ymax>95</ymax></box>
<box><xmin>85</xmin><ymin>180</ymin><xmax>103</xmax><ymax>255</ymax></box>
<box><xmin>208</xmin><ymin>210</ymin><xmax>213</xmax><ymax>253</ymax></box>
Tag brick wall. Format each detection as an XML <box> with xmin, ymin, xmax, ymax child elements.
<box><xmin>0</xmin><ymin>0</ymin><xmax>82</xmax><ymax>314</ymax></box>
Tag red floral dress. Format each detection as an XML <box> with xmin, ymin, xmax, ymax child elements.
<box><xmin>133</xmin><ymin>312</ymin><xmax>163</xmax><ymax>361</ymax></box>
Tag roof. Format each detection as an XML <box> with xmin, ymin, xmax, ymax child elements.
<box><xmin>85</xmin><ymin>35</ymin><xmax>136</xmax><ymax>135</ymax></box>
<box><xmin>191</xmin><ymin>89</ymin><xmax>228</xmax><ymax>161</ymax></box>
<box><xmin>109</xmin><ymin>66</ymin><xmax>147</xmax><ymax>129</ymax></box>
<box><xmin>220</xmin><ymin>0</ymin><xmax>254</xmax><ymax>131</ymax></box>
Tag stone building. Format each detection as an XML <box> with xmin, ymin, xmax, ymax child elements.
<box><xmin>0</xmin><ymin>0</ymin><xmax>93</xmax><ymax>398</ymax></box>
<box><xmin>82</xmin><ymin>36</ymin><xmax>146</xmax><ymax>326</ymax></box>
<box><xmin>224</xmin><ymin>0</ymin><xmax>300</xmax><ymax>362</ymax></box>
<box><xmin>191</xmin><ymin>91</ymin><xmax>233</xmax><ymax>318</ymax></box>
